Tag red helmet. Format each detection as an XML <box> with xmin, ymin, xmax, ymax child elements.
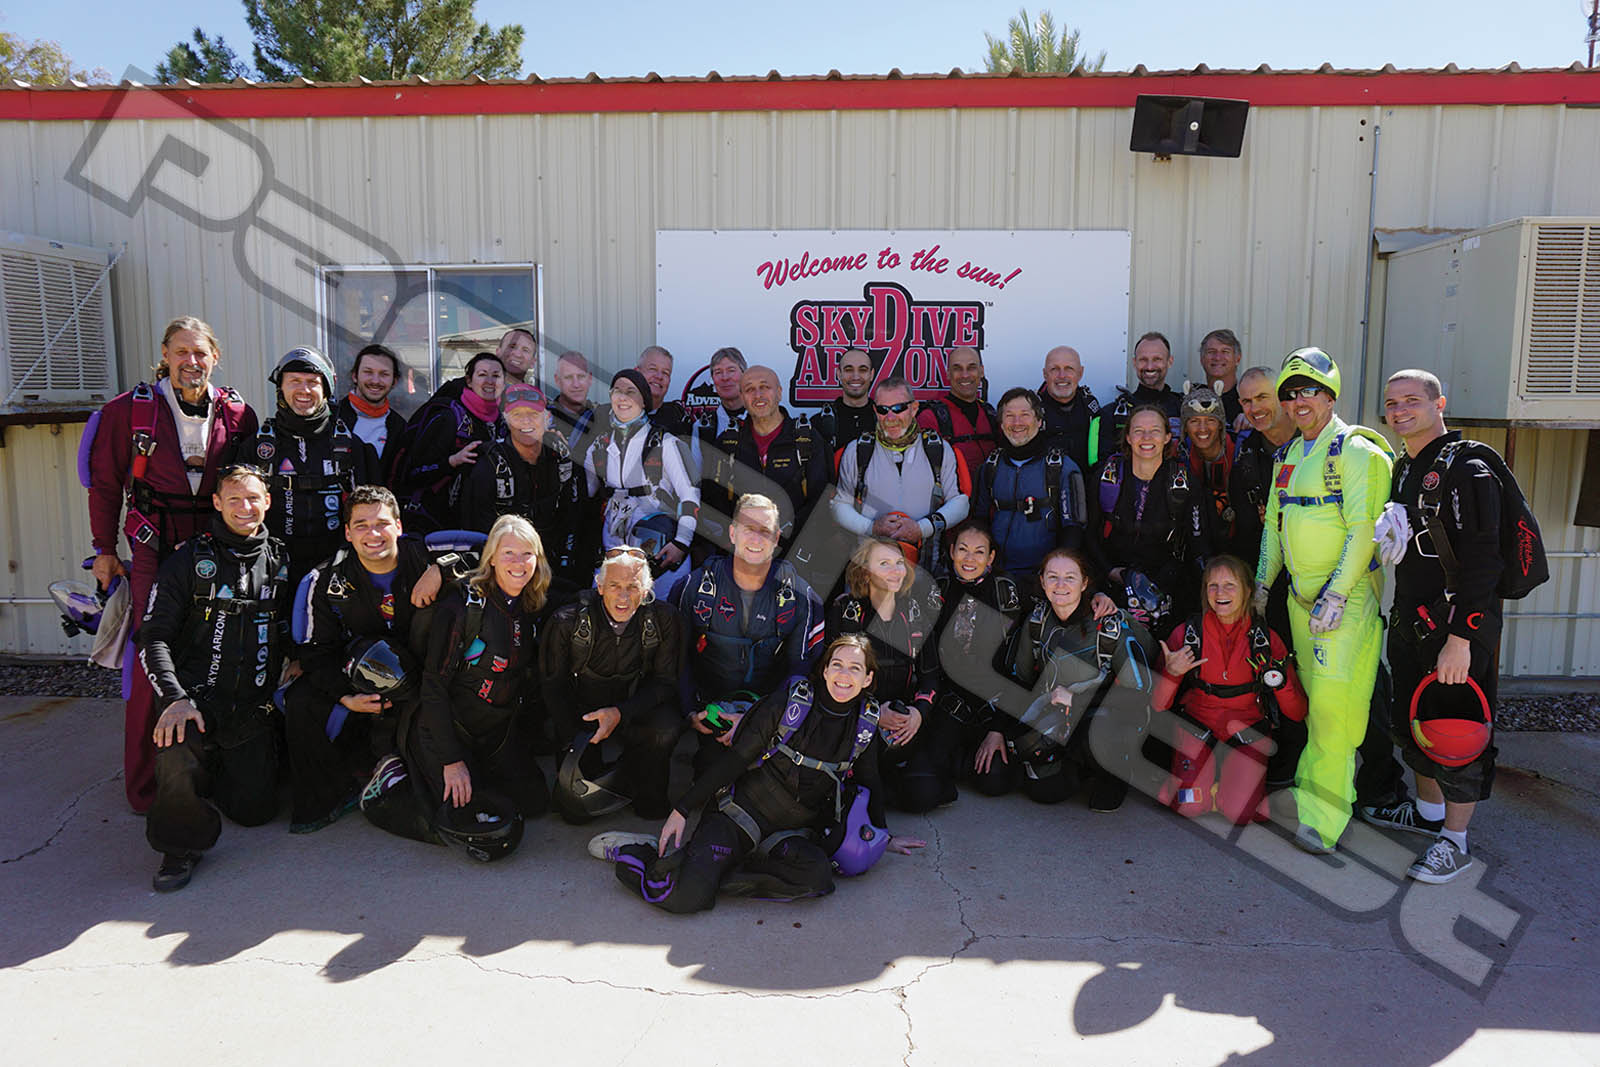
<box><xmin>1407</xmin><ymin>671</ymin><xmax>1493</xmax><ymax>768</ymax></box>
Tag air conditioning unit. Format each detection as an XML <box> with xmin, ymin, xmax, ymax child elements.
<box><xmin>1381</xmin><ymin>217</ymin><xmax>1600</xmax><ymax>425</ymax></box>
<box><xmin>0</xmin><ymin>232</ymin><xmax>119</xmax><ymax>416</ymax></box>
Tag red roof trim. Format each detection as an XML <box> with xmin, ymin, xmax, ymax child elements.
<box><xmin>3</xmin><ymin>71</ymin><xmax>1599</xmax><ymax>121</ymax></box>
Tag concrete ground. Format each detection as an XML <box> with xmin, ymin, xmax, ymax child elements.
<box><xmin>2</xmin><ymin>695</ymin><xmax>1597</xmax><ymax>1065</ymax></box>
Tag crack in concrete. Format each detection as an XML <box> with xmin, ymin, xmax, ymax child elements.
<box><xmin>892</xmin><ymin>817</ymin><xmax>984</xmax><ymax>1066</ymax></box>
<box><xmin>895</xmin><ymin>987</ymin><xmax>915</xmax><ymax>1067</ymax></box>
<box><xmin>457</xmin><ymin>953</ymin><xmax>895</xmax><ymax>1001</ymax></box>
<box><xmin>3</xmin><ymin>771</ymin><xmax>120</xmax><ymax>864</ymax></box>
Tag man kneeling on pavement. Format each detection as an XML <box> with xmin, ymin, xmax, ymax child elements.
<box><xmin>139</xmin><ymin>465</ymin><xmax>289</xmax><ymax>892</ymax></box>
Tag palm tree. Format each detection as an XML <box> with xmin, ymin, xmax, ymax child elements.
<box><xmin>983</xmin><ymin>8</ymin><xmax>1106</xmax><ymax>73</ymax></box>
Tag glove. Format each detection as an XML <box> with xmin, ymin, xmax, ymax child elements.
<box><xmin>1372</xmin><ymin>502</ymin><xmax>1412</xmax><ymax>566</ymax></box>
<box><xmin>1308</xmin><ymin>590</ymin><xmax>1347</xmax><ymax>635</ymax></box>
<box><xmin>1251</xmin><ymin>584</ymin><xmax>1270</xmax><ymax>618</ymax></box>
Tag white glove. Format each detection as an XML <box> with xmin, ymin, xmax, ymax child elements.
<box><xmin>1251</xmin><ymin>584</ymin><xmax>1271</xmax><ymax>618</ymax></box>
<box><xmin>1308</xmin><ymin>591</ymin><xmax>1347</xmax><ymax>635</ymax></box>
<box><xmin>1372</xmin><ymin>502</ymin><xmax>1412</xmax><ymax>566</ymax></box>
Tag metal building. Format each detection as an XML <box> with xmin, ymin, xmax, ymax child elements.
<box><xmin>0</xmin><ymin>67</ymin><xmax>1596</xmax><ymax>673</ymax></box>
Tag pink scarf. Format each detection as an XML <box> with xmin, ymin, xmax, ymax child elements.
<box><xmin>460</xmin><ymin>388</ymin><xmax>499</xmax><ymax>424</ymax></box>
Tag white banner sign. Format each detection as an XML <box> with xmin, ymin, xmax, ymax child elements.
<box><xmin>655</xmin><ymin>229</ymin><xmax>1131</xmax><ymax>414</ymax></box>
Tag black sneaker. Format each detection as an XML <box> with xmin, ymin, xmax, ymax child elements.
<box><xmin>1408</xmin><ymin>837</ymin><xmax>1473</xmax><ymax>884</ymax></box>
<box><xmin>290</xmin><ymin>791</ymin><xmax>362</xmax><ymax>835</ymax></box>
<box><xmin>152</xmin><ymin>853</ymin><xmax>199</xmax><ymax>892</ymax></box>
<box><xmin>1357</xmin><ymin>800</ymin><xmax>1444</xmax><ymax>837</ymax></box>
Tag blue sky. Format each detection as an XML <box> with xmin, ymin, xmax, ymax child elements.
<box><xmin>3</xmin><ymin>0</ymin><xmax>1592</xmax><ymax>81</ymax></box>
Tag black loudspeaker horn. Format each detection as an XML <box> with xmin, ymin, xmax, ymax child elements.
<box><xmin>1129</xmin><ymin>95</ymin><xmax>1250</xmax><ymax>159</ymax></box>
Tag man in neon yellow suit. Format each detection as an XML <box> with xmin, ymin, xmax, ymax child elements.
<box><xmin>1255</xmin><ymin>349</ymin><xmax>1394</xmax><ymax>853</ymax></box>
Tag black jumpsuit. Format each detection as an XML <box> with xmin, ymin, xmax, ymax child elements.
<box><xmin>998</xmin><ymin>603</ymin><xmax>1159</xmax><ymax>806</ymax></box>
<box><xmin>137</xmin><ymin>521</ymin><xmax>290</xmax><ymax>856</ymax></box>
<box><xmin>460</xmin><ymin>433</ymin><xmax>587</xmax><ymax>600</ymax></box>
<box><xmin>283</xmin><ymin>536</ymin><xmax>444</xmax><ymax>824</ymax></box>
<box><xmin>1385</xmin><ymin>431</ymin><xmax>1505</xmax><ymax>803</ymax></box>
<box><xmin>611</xmin><ymin>683</ymin><xmax>889</xmax><ymax>914</ymax></box>
<box><xmin>1086</xmin><ymin>453</ymin><xmax>1210</xmax><ymax>633</ymax></box>
<box><xmin>932</xmin><ymin>572</ymin><xmax>1028</xmax><ymax>796</ymax></box>
<box><xmin>408</xmin><ymin>582</ymin><xmax>548</xmax><ymax>819</ymax></box>
<box><xmin>827</xmin><ymin>578</ymin><xmax>954</xmax><ymax>813</ymax></box>
<box><xmin>541</xmin><ymin>594</ymin><xmax>686</xmax><ymax>818</ymax></box>
<box><xmin>229</xmin><ymin>409</ymin><xmax>380</xmax><ymax>592</ymax></box>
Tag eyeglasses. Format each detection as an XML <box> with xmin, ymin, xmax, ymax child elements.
<box><xmin>603</xmin><ymin>546</ymin><xmax>649</xmax><ymax>560</ymax></box>
<box><xmin>874</xmin><ymin>401</ymin><xmax>913</xmax><ymax>416</ymax></box>
<box><xmin>1280</xmin><ymin>385</ymin><xmax>1326</xmax><ymax>401</ymax></box>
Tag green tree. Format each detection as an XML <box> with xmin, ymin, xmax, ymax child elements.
<box><xmin>0</xmin><ymin>29</ymin><xmax>90</xmax><ymax>84</ymax></box>
<box><xmin>244</xmin><ymin>0</ymin><xmax>524</xmax><ymax>82</ymax></box>
<box><xmin>982</xmin><ymin>8</ymin><xmax>1106</xmax><ymax>74</ymax></box>
<box><xmin>154</xmin><ymin>28</ymin><xmax>251</xmax><ymax>83</ymax></box>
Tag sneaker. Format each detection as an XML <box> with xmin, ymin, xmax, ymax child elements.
<box><xmin>1408</xmin><ymin>837</ymin><xmax>1473</xmax><ymax>884</ymax></box>
<box><xmin>1358</xmin><ymin>799</ymin><xmax>1444</xmax><ymax>837</ymax></box>
<box><xmin>152</xmin><ymin>852</ymin><xmax>199</xmax><ymax>892</ymax></box>
<box><xmin>1293</xmin><ymin>824</ymin><xmax>1334</xmax><ymax>855</ymax></box>
<box><xmin>587</xmin><ymin>831</ymin><xmax>656</xmax><ymax>861</ymax></box>
<box><xmin>289</xmin><ymin>791</ymin><xmax>362</xmax><ymax>834</ymax></box>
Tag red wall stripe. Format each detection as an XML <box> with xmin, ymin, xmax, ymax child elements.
<box><xmin>2</xmin><ymin>71</ymin><xmax>1598</xmax><ymax>122</ymax></box>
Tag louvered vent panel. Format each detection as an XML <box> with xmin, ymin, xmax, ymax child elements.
<box><xmin>1580</xmin><ymin>233</ymin><xmax>1600</xmax><ymax>395</ymax></box>
<box><xmin>0</xmin><ymin>236</ymin><xmax>117</xmax><ymax>410</ymax></box>
<box><xmin>1523</xmin><ymin>225</ymin><xmax>1587</xmax><ymax>395</ymax></box>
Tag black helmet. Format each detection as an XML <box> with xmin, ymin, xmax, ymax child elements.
<box><xmin>344</xmin><ymin>638</ymin><xmax>419</xmax><ymax>703</ymax></box>
<box><xmin>434</xmin><ymin>792</ymin><xmax>524</xmax><ymax>862</ymax></box>
<box><xmin>553</xmin><ymin>725</ymin><xmax>633</xmax><ymax>824</ymax></box>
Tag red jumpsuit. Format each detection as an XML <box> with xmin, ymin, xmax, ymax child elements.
<box><xmin>88</xmin><ymin>383</ymin><xmax>256</xmax><ymax>811</ymax></box>
<box><xmin>1153</xmin><ymin>614</ymin><xmax>1307</xmax><ymax>825</ymax></box>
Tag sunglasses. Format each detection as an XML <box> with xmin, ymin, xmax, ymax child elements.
<box><xmin>1280</xmin><ymin>385</ymin><xmax>1326</xmax><ymax>401</ymax></box>
<box><xmin>874</xmin><ymin>401</ymin><xmax>914</xmax><ymax>415</ymax></box>
<box><xmin>604</xmin><ymin>545</ymin><xmax>649</xmax><ymax>560</ymax></box>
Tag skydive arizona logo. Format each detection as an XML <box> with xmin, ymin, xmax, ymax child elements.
<box><xmin>787</xmin><ymin>282</ymin><xmax>985</xmax><ymax>404</ymax></box>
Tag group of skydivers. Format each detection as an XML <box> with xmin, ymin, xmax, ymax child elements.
<box><xmin>73</xmin><ymin>316</ymin><xmax>1543</xmax><ymax>904</ymax></box>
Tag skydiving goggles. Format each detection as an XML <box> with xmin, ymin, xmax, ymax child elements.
<box><xmin>1282</xmin><ymin>348</ymin><xmax>1337</xmax><ymax>375</ymax></box>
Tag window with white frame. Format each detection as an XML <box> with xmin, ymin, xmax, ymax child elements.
<box><xmin>319</xmin><ymin>264</ymin><xmax>541</xmax><ymax>418</ymax></box>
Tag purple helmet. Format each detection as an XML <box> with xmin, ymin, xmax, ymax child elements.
<box><xmin>51</xmin><ymin>578</ymin><xmax>112</xmax><ymax>637</ymax></box>
<box><xmin>831</xmin><ymin>786</ymin><xmax>889</xmax><ymax>877</ymax></box>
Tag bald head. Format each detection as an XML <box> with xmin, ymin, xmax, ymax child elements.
<box><xmin>741</xmin><ymin>365</ymin><xmax>783</xmax><ymax>425</ymax></box>
<box><xmin>1042</xmin><ymin>346</ymin><xmax>1084</xmax><ymax>403</ymax></box>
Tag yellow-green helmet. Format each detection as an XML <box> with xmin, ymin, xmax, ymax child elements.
<box><xmin>1277</xmin><ymin>347</ymin><xmax>1341</xmax><ymax>400</ymax></box>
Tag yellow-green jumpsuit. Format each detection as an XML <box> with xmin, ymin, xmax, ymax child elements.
<box><xmin>1256</xmin><ymin>415</ymin><xmax>1394</xmax><ymax>848</ymax></box>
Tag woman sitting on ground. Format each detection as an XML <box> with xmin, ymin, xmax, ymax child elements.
<box><xmin>592</xmin><ymin>634</ymin><xmax>923</xmax><ymax>913</ymax></box>
<box><xmin>992</xmin><ymin>548</ymin><xmax>1159</xmax><ymax>811</ymax></box>
<box><xmin>407</xmin><ymin>514</ymin><xmax>551</xmax><ymax>859</ymax></box>
<box><xmin>1152</xmin><ymin>554</ymin><xmax>1307</xmax><ymax>825</ymax></box>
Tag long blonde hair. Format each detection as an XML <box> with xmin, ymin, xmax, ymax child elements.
<box><xmin>155</xmin><ymin>315</ymin><xmax>222</xmax><ymax>380</ymax></box>
<box><xmin>469</xmin><ymin>515</ymin><xmax>551</xmax><ymax>613</ymax></box>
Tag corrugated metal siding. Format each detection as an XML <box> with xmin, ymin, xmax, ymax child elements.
<box><xmin>1</xmin><ymin>101</ymin><xmax>1597</xmax><ymax>669</ymax></box>
<box><xmin>0</xmin><ymin>421</ymin><xmax>96</xmax><ymax>656</ymax></box>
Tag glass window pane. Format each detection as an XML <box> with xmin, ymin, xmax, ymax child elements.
<box><xmin>435</xmin><ymin>268</ymin><xmax>537</xmax><ymax>382</ymax></box>
<box><xmin>322</xmin><ymin>267</ymin><xmax>433</xmax><ymax>418</ymax></box>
